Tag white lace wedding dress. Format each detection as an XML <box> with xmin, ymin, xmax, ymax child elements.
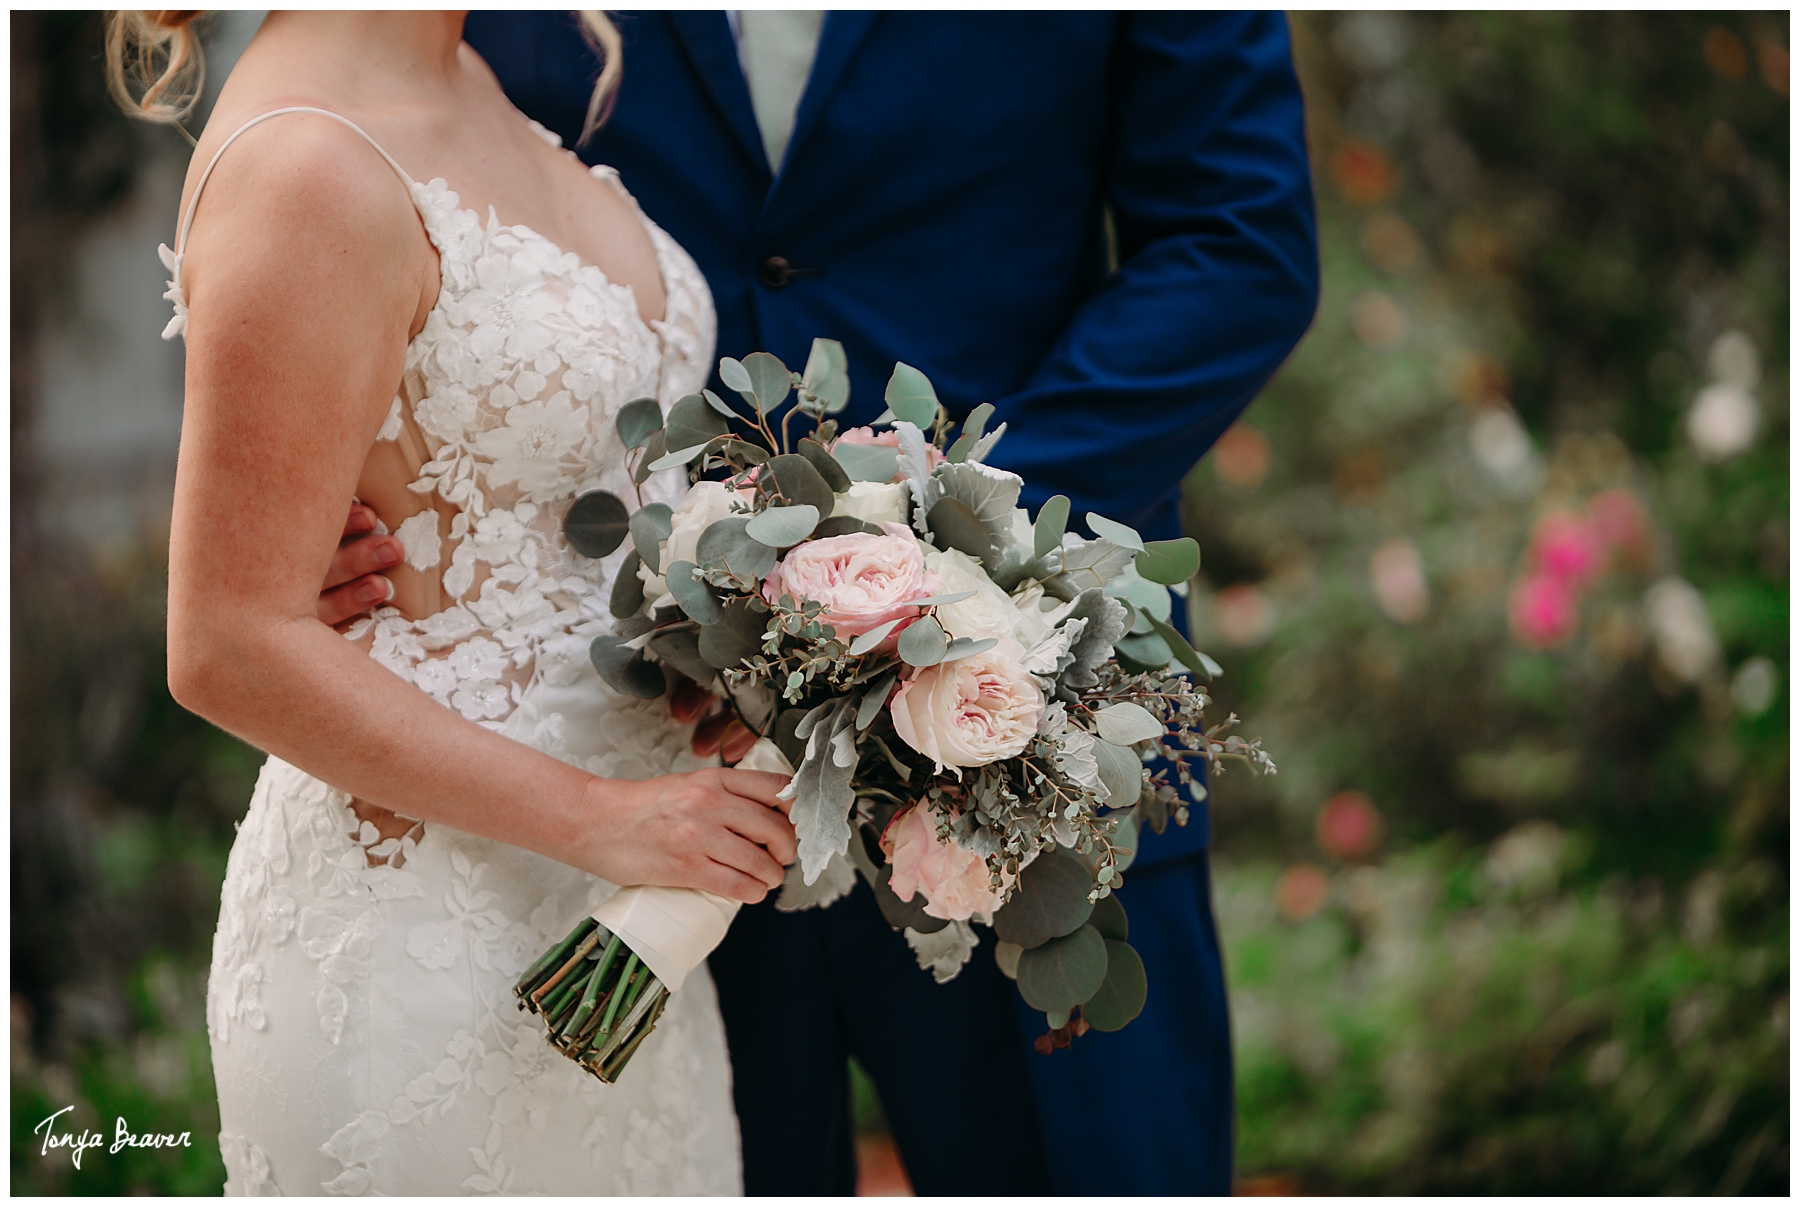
<box><xmin>167</xmin><ymin>108</ymin><xmax>742</xmax><ymax>1195</ymax></box>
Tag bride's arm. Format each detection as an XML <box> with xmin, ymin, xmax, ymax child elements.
<box><xmin>165</xmin><ymin>122</ymin><xmax>793</xmax><ymax>902</ymax></box>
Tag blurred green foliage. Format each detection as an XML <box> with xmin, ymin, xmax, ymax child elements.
<box><xmin>1195</xmin><ymin>12</ymin><xmax>1787</xmax><ymax>1193</ymax></box>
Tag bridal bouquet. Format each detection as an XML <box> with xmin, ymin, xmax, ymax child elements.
<box><xmin>515</xmin><ymin>341</ymin><xmax>1274</xmax><ymax>1080</ymax></box>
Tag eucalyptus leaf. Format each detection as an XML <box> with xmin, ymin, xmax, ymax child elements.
<box><xmin>995</xmin><ymin>940</ymin><xmax>1023</xmax><ymax>980</ymax></box>
<box><xmin>1135</xmin><ymin>537</ymin><xmax>1201</xmax><ymax>585</ymax></box>
<box><xmin>813</xmin><ymin>515</ymin><xmax>883</xmax><ymax>539</ymax></box>
<box><xmin>884</xmin><ymin>362</ymin><xmax>941</xmax><ymax>430</ymax></box>
<box><xmin>664</xmin><ymin>560</ymin><xmax>723</xmax><ymax>624</ymax></box>
<box><xmin>1146</xmin><ymin>612</ymin><xmax>1221</xmax><ymax>679</ymax></box>
<box><xmin>944</xmin><ymin>402</ymin><xmax>996</xmax><ymax>463</ymax></box>
<box><xmin>715</xmin><ymin>438</ymin><xmax>772</xmax><ymax>466</ymax></box>
<box><xmin>564</xmin><ymin>490</ymin><xmax>630</xmax><ymax>558</ymax></box>
<box><xmin>848</xmin><ymin>619</ymin><xmax>903</xmax><ymax>656</ymax></box>
<box><xmin>628</xmin><ymin>503</ymin><xmax>674</xmax><ymax>574</ymax></box>
<box><xmin>1086</xmin><ymin>512</ymin><xmax>1145</xmax><ymax>551</ymax></box>
<box><xmin>718</xmin><ymin>356</ymin><xmax>754</xmax><ymax>401</ymax></box>
<box><xmin>633</xmin><ymin>429</ymin><xmax>667</xmax><ymax>484</ymax></box>
<box><xmin>744</xmin><ymin>504</ymin><xmax>820</xmax><ymax>548</ymax></box>
<box><xmin>832</xmin><ymin>441</ymin><xmax>901</xmax><ymax>483</ymax></box>
<box><xmin>647</xmin><ymin>442</ymin><xmax>709</xmax><ymax>472</ymax></box>
<box><xmin>609</xmin><ymin>548</ymin><xmax>646</xmax><ymax>618</ymax></box>
<box><xmin>1080</xmin><ymin>938</ymin><xmax>1147</xmax><ymax>1031</ymax></box>
<box><xmin>765</xmin><ymin>454</ymin><xmax>836</xmax><ymax>515</ymax></box>
<box><xmin>1114</xmin><ymin>631</ymin><xmax>1174</xmax><ymax>673</ymax></box>
<box><xmin>897</xmin><ymin>616</ymin><xmax>949</xmax><ymax>667</ymax></box>
<box><xmin>941</xmin><ymin>636</ymin><xmax>999</xmax><ymax>662</ymax></box>
<box><xmin>702</xmin><ymin>388</ymin><xmax>740</xmax><ymax>419</ymax></box>
<box><xmin>926</xmin><ymin>497</ymin><xmax>993</xmax><ymax>562</ymax></box>
<box><xmin>1088</xmin><ymin>893</ymin><xmax>1129</xmax><ymax>942</ymax></box>
<box><xmin>697</xmin><ymin>600</ymin><xmax>767</xmax><ymax>670</ymax></box>
<box><xmin>613</xmin><ymin>397</ymin><xmax>664</xmax><ymax>451</ymax></box>
<box><xmin>1014</xmin><ymin>923</ymin><xmax>1108</xmax><ymax>1013</ymax></box>
<box><xmin>1033</xmin><ymin>494</ymin><xmax>1071</xmax><ymax>559</ymax></box>
<box><xmin>856</xmin><ymin>669</ymin><xmax>898</xmax><ymax>729</ymax></box>
<box><xmin>589</xmin><ymin>634</ymin><xmax>666</xmax><ymax>700</ymax></box>
<box><xmin>647</xmin><ymin>629</ymin><xmax>715</xmax><ymax>684</ymax></box>
<box><xmin>992</xmin><ymin>850</ymin><xmax>1096</xmax><ymax>948</ymax></box>
<box><xmin>797</xmin><ymin>437</ymin><xmax>851</xmax><ymax>492</ymax></box>
<box><xmin>801</xmin><ymin>337</ymin><xmax>850</xmax><ymax>413</ymax></box>
<box><xmin>743</xmin><ymin>351</ymin><xmax>792</xmax><ymax>413</ymax></box>
<box><xmin>666</xmin><ymin>393</ymin><xmax>730</xmax><ymax>454</ymax></box>
<box><xmin>1093</xmin><ymin>701</ymin><xmax>1165</xmax><ymax>746</ymax></box>
<box><xmin>1093</xmin><ymin>739</ymin><xmax>1144</xmax><ymax>806</ymax></box>
<box><xmin>695</xmin><ymin>516</ymin><xmax>778</xmax><ymax>582</ymax></box>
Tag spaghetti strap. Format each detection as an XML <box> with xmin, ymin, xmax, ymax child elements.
<box><xmin>175</xmin><ymin>106</ymin><xmax>418</xmax><ymax>256</ymax></box>
<box><xmin>160</xmin><ymin>106</ymin><xmax>418</xmax><ymax>340</ymax></box>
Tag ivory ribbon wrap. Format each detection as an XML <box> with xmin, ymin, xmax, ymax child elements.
<box><xmin>588</xmin><ymin>737</ymin><xmax>796</xmax><ymax>994</ymax></box>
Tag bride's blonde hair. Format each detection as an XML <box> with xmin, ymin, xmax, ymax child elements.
<box><xmin>105</xmin><ymin>11</ymin><xmax>624</xmax><ymax>139</ymax></box>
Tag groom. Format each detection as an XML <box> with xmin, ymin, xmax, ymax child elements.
<box><xmin>326</xmin><ymin>11</ymin><xmax>1317</xmax><ymax>1194</ymax></box>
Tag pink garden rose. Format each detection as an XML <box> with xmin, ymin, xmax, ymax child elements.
<box><xmin>890</xmin><ymin>633</ymin><xmax>1043</xmax><ymax>773</ymax></box>
<box><xmin>833</xmin><ymin>426</ymin><xmax>944</xmax><ymax>480</ymax></box>
<box><xmin>882</xmin><ymin>804</ymin><xmax>1007</xmax><ymax>922</ymax></box>
<box><xmin>762</xmin><ymin>522</ymin><xmax>939</xmax><ymax>638</ymax></box>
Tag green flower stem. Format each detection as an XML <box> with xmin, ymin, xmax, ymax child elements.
<box><xmin>514</xmin><ymin>919</ymin><xmax>598</xmax><ymax>996</ymax></box>
<box><xmin>529</xmin><ymin>928</ymin><xmax>604</xmax><ymax>1006</ymax></box>
<box><xmin>562</xmin><ymin>936</ymin><xmax>625</xmax><ymax>1039</ymax></box>
<box><xmin>595</xmin><ymin>953</ymin><xmax>640</xmax><ymax>1040</ymax></box>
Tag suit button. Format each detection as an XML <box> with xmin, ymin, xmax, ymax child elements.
<box><xmin>757</xmin><ymin>256</ymin><xmax>793</xmax><ymax>289</ymax></box>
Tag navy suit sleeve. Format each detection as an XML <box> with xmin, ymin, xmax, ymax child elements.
<box><xmin>983</xmin><ymin>12</ymin><xmax>1319</xmax><ymax>540</ymax></box>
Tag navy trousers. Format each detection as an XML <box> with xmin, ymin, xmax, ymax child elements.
<box><xmin>707</xmin><ymin>847</ymin><xmax>1232</xmax><ymax>1194</ymax></box>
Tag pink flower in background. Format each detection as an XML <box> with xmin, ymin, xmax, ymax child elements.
<box><xmin>1587</xmin><ymin>489</ymin><xmax>1650</xmax><ymax>563</ymax></box>
<box><xmin>1316</xmin><ymin>791</ymin><xmax>1385</xmax><ymax>863</ymax></box>
<box><xmin>1509</xmin><ymin>572</ymin><xmax>1579</xmax><ymax>648</ymax></box>
<box><xmin>883</xmin><ymin>805</ymin><xmax>1007</xmax><ymax>922</ymax></box>
<box><xmin>1529</xmin><ymin>511</ymin><xmax>1603</xmax><ymax>587</ymax></box>
<box><xmin>762</xmin><ymin>523</ymin><xmax>938</xmax><ymax>638</ymax></box>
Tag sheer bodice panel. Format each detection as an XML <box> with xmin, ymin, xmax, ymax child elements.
<box><xmin>344</xmin><ymin>168</ymin><xmax>714</xmax><ymax>728</ymax></box>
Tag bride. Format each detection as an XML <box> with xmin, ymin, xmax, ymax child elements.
<box><xmin>110</xmin><ymin>10</ymin><xmax>793</xmax><ymax>1195</ymax></box>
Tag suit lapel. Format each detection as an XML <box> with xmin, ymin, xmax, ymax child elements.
<box><xmin>780</xmin><ymin>11</ymin><xmax>879</xmax><ymax>178</ymax></box>
<box><xmin>664</xmin><ymin>11</ymin><xmax>771</xmax><ymax>179</ymax></box>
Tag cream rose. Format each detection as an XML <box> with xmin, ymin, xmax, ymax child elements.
<box><xmin>924</xmin><ymin>547</ymin><xmax>1027</xmax><ymax>642</ymax></box>
<box><xmin>639</xmin><ymin>480</ymin><xmax>739</xmax><ymax>601</ymax></box>
<box><xmin>761</xmin><ymin>523</ymin><xmax>939</xmax><ymax>638</ymax></box>
<box><xmin>1009</xmin><ymin>580</ymin><xmax>1077</xmax><ymax>648</ymax></box>
<box><xmin>890</xmin><ymin>633</ymin><xmax>1043</xmax><ymax>772</ymax></box>
<box><xmin>882</xmin><ymin>805</ymin><xmax>1007</xmax><ymax>922</ymax></box>
<box><xmin>832</xmin><ymin>481</ymin><xmax>910</xmax><ymax>526</ymax></box>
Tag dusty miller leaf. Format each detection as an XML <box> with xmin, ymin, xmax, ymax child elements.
<box><xmin>785</xmin><ymin>698</ymin><xmax>860</xmax><ymax>884</ymax></box>
<box><xmin>905</xmin><ymin>919</ymin><xmax>978</xmax><ymax>984</ymax></box>
<box><xmin>775</xmin><ymin>849</ymin><xmax>856</xmax><ymax>913</ymax></box>
<box><xmin>892</xmin><ymin>421</ymin><xmax>937</xmax><ymax>538</ymax></box>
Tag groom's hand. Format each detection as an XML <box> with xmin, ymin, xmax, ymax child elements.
<box><xmin>578</xmin><ymin>768</ymin><xmax>797</xmax><ymax>904</ymax></box>
<box><xmin>318</xmin><ymin>503</ymin><xmax>402</xmax><ymax>625</ymax></box>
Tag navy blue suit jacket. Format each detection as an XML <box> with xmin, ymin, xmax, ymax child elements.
<box><xmin>467</xmin><ymin>10</ymin><xmax>1319</xmax><ymax>870</ymax></box>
